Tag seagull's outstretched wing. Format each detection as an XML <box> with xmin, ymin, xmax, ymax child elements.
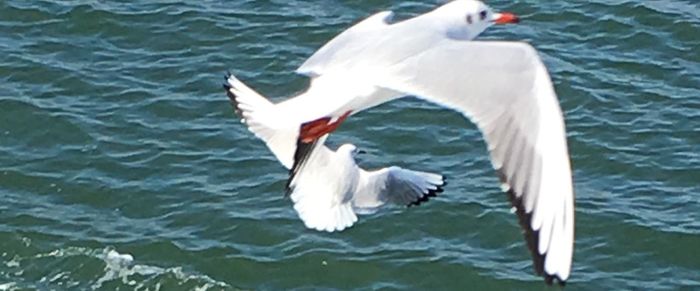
<box><xmin>372</xmin><ymin>40</ymin><xmax>575</xmax><ymax>284</ymax></box>
<box><xmin>297</xmin><ymin>11</ymin><xmax>394</xmax><ymax>77</ymax></box>
<box><xmin>353</xmin><ymin>167</ymin><xmax>445</xmax><ymax>213</ymax></box>
<box><xmin>287</xmin><ymin>39</ymin><xmax>574</xmax><ymax>283</ymax></box>
<box><xmin>224</xmin><ymin>74</ymin><xmax>299</xmax><ymax>169</ymax></box>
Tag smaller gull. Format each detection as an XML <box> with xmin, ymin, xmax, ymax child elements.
<box><xmin>224</xmin><ymin>75</ymin><xmax>446</xmax><ymax>232</ymax></box>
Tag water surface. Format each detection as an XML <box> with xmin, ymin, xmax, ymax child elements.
<box><xmin>1</xmin><ymin>0</ymin><xmax>699</xmax><ymax>290</ymax></box>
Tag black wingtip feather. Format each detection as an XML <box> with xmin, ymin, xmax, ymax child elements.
<box><xmin>407</xmin><ymin>175</ymin><xmax>446</xmax><ymax>208</ymax></box>
<box><xmin>499</xmin><ymin>171</ymin><xmax>567</xmax><ymax>286</ymax></box>
<box><xmin>222</xmin><ymin>77</ymin><xmax>243</xmax><ymax>117</ymax></box>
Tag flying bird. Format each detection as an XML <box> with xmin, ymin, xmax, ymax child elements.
<box><xmin>225</xmin><ymin>0</ymin><xmax>574</xmax><ymax>285</ymax></box>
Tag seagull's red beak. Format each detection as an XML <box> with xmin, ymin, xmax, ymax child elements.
<box><xmin>494</xmin><ymin>12</ymin><xmax>520</xmax><ymax>24</ymax></box>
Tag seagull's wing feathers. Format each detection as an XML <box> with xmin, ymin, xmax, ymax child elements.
<box><xmin>225</xmin><ymin>74</ymin><xmax>298</xmax><ymax>169</ymax></box>
<box><xmin>352</xmin><ymin>166</ymin><xmax>445</xmax><ymax>213</ymax></box>
<box><xmin>373</xmin><ymin>40</ymin><xmax>574</xmax><ymax>283</ymax></box>
<box><xmin>297</xmin><ymin>11</ymin><xmax>394</xmax><ymax>76</ymax></box>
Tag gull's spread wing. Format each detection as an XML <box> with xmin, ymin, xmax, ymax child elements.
<box><xmin>375</xmin><ymin>40</ymin><xmax>575</xmax><ymax>283</ymax></box>
<box><xmin>352</xmin><ymin>167</ymin><xmax>445</xmax><ymax>213</ymax></box>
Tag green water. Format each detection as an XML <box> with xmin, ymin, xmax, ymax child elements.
<box><xmin>1</xmin><ymin>1</ymin><xmax>699</xmax><ymax>290</ymax></box>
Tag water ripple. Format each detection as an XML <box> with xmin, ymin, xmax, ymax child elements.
<box><xmin>1</xmin><ymin>0</ymin><xmax>699</xmax><ymax>289</ymax></box>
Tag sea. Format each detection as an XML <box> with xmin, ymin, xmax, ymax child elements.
<box><xmin>1</xmin><ymin>0</ymin><xmax>699</xmax><ymax>290</ymax></box>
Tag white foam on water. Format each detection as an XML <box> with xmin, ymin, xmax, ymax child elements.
<box><xmin>0</xmin><ymin>283</ymin><xmax>17</xmax><ymax>291</ymax></box>
<box><xmin>20</xmin><ymin>246</ymin><xmax>231</xmax><ymax>290</ymax></box>
<box><xmin>91</xmin><ymin>247</ymin><xmax>231</xmax><ymax>290</ymax></box>
<box><xmin>4</xmin><ymin>256</ymin><xmax>19</xmax><ymax>268</ymax></box>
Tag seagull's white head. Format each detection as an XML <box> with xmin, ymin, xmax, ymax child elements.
<box><xmin>432</xmin><ymin>0</ymin><xmax>519</xmax><ymax>40</ymax></box>
<box><xmin>338</xmin><ymin>144</ymin><xmax>365</xmax><ymax>158</ymax></box>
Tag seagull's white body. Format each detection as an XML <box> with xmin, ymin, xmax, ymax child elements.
<box><xmin>225</xmin><ymin>77</ymin><xmax>445</xmax><ymax>233</ymax></box>
<box><xmin>225</xmin><ymin>0</ymin><xmax>574</xmax><ymax>284</ymax></box>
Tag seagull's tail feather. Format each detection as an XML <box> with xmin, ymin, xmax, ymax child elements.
<box><xmin>291</xmin><ymin>190</ymin><xmax>358</xmax><ymax>232</ymax></box>
<box><xmin>224</xmin><ymin>73</ymin><xmax>296</xmax><ymax>169</ymax></box>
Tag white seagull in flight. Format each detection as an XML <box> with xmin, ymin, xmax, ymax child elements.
<box><xmin>224</xmin><ymin>0</ymin><xmax>574</xmax><ymax>285</ymax></box>
<box><xmin>225</xmin><ymin>75</ymin><xmax>446</xmax><ymax>233</ymax></box>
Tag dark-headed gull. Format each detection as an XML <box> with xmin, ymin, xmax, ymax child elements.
<box><xmin>225</xmin><ymin>0</ymin><xmax>573</xmax><ymax>285</ymax></box>
<box><xmin>224</xmin><ymin>75</ymin><xmax>446</xmax><ymax>232</ymax></box>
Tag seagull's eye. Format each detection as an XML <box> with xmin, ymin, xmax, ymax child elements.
<box><xmin>479</xmin><ymin>11</ymin><xmax>488</xmax><ymax>21</ymax></box>
<box><xmin>466</xmin><ymin>15</ymin><xmax>473</xmax><ymax>24</ymax></box>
